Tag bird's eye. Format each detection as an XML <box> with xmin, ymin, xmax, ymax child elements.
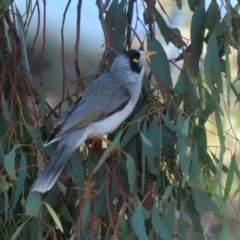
<box><xmin>132</xmin><ymin>57</ymin><xmax>139</xmax><ymax>63</ymax></box>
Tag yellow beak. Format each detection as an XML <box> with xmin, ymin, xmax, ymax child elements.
<box><xmin>143</xmin><ymin>51</ymin><xmax>156</xmax><ymax>59</ymax></box>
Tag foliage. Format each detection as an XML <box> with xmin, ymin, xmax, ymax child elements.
<box><xmin>0</xmin><ymin>0</ymin><xmax>240</xmax><ymax>239</ymax></box>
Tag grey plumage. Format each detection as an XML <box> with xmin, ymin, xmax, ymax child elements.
<box><xmin>33</xmin><ymin>50</ymin><xmax>155</xmax><ymax>193</ymax></box>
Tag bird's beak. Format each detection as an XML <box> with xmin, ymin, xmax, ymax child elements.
<box><xmin>143</xmin><ymin>51</ymin><xmax>156</xmax><ymax>59</ymax></box>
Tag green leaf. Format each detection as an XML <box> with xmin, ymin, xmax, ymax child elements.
<box><xmin>107</xmin><ymin>0</ymin><xmax>127</xmax><ymax>60</ymax></box>
<box><xmin>198</xmin><ymin>88</ymin><xmax>215</xmax><ymax>126</ymax></box>
<box><xmin>185</xmin><ymin>194</ymin><xmax>202</xmax><ymax>233</ymax></box>
<box><xmin>141</xmin><ymin>119</ymin><xmax>147</xmax><ymax>194</ymax></box>
<box><xmin>4</xmin><ymin>144</ymin><xmax>21</xmax><ymax>181</ymax></box>
<box><xmin>176</xmin><ymin>133</ymin><xmax>187</xmax><ymax>169</ymax></box>
<box><xmin>119</xmin><ymin>214</ymin><xmax>131</xmax><ymax>239</ymax></box>
<box><xmin>11</xmin><ymin>152</ymin><xmax>27</xmax><ymax>210</ymax></box>
<box><xmin>37</xmin><ymin>85</ymin><xmax>46</xmax><ymax>117</ymax></box>
<box><xmin>121</xmin><ymin>106</ymin><xmax>147</xmax><ymax>148</ymax></box>
<box><xmin>1</xmin><ymin>94</ymin><xmax>10</xmax><ymax>125</ymax></box>
<box><xmin>25</xmin><ymin>191</ymin><xmax>41</xmax><ymax>216</ymax></box>
<box><xmin>161</xmin><ymin>113</ymin><xmax>177</xmax><ymax>132</ymax></box>
<box><xmin>146</xmin><ymin>118</ymin><xmax>162</xmax><ymax>175</ymax></box>
<box><xmin>3</xmin><ymin>177</ymin><xmax>9</xmax><ymax>222</ymax></box>
<box><xmin>174</xmin><ymin>0</ymin><xmax>182</xmax><ymax>9</ymax></box>
<box><xmin>189</xmin><ymin>141</ymin><xmax>201</xmax><ymax>183</ymax></box>
<box><xmin>205</xmin><ymin>0</ymin><xmax>220</xmax><ymax>33</ymax></box>
<box><xmin>140</xmin><ymin>130</ymin><xmax>152</xmax><ymax>147</ymax></box>
<box><xmin>188</xmin><ymin>0</ymin><xmax>198</xmax><ymax>11</ymax></box>
<box><xmin>153</xmin><ymin>7</ymin><xmax>171</xmax><ymax>44</ymax></box>
<box><xmin>16</xmin><ymin>7</ymin><xmax>33</xmax><ymax>84</ymax></box>
<box><xmin>223</xmin><ymin>156</ymin><xmax>234</xmax><ymax>202</ymax></box>
<box><xmin>62</xmin><ymin>206</ymin><xmax>74</xmax><ymax>223</ymax></box>
<box><xmin>10</xmin><ymin>221</ymin><xmax>27</xmax><ymax>240</ymax></box>
<box><xmin>44</xmin><ymin>202</ymin><xmax>64</xmax><ymax>233</ymax></box>
<box><xmin>132</xmin><ymin>205</ymin><xmax>148</xmax><ymax>240</ymax></box>
<box><xmin>151</xmin><ymin>205</ymin><xmax>171</xmax><ymax>240</ymax></box>
<box><xmin>231</xmin><ymin>154</ymin><xmax>240</xmax><ymax>179</ymax></box>
<box><xmin>192</xmin><ymin>188</ymin><xmax>220</xmax><ymax>213</ymax></box>
<box><xmin>182</xmin><ymin>116</ymin><xmax>190</xmax><ymax>136</ymax></box>
<box><xmin>190</xmin><ymin>0</ymin><xmax>206</xmax><ymax>75</ymax></box>
<box><xmin>0</xmin><ymin>0</ymin><xmax>11</xmax><ymax>10</ymax></box>
<box><xmin>126</xmin><ymin>153</ymin><xmax>135</xmax><ymax>193</ymax></box>
<box><xmin>93</xmin><ymin>131</ymin><xmax>123</xmax><ymax>173</ymax></box>
<box><xmin>147</xmin><ymin>36</ymin><xmax>173</xmax><ymax>89</ymax></box>
<box><xmin>178</xmin><ymin>212</ymin><xmax>187</xmax><ymax>239</ymax></box>
<box><xmin>69</xmin><ymin>151</ymin><xmax>85</xmax><ymax>197</ymax></box>
<box><xmin>205</xmin><ymin>29</ymin><xmax>223</xmax><ymax>93</ymax></box>
<box><xmin>81</xmin><ymin>199</ymin><xmax>91</xmax><ymax>239</ymax></box>
<box><xmin>162</xmin><ymin>185</ymin><xmax>173</xmax><ymax>201</ymax></box>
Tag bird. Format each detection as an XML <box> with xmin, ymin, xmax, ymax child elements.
<box><xmin>33</xmin><ymin>49</ymin><xmax>156</xmax><ymax>193</ymax></box>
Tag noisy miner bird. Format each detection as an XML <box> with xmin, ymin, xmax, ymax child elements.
<box><xmin>33</xmin><ymin>49</ymin><xmax>156</xmax><ymax>193</ymax></box>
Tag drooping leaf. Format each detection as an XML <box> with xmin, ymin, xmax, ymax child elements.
<box><xmin>190</xmin><ymin>0</ymin><xmax>206</xmax><ymax>76</ymax></box>
<box><xmin>192</xmin><ymin>188</ymin><xmax>220</xmax><ymax>213</ymax></box>
<box><xmin>11</xmin><ymin>152</ymin><xmax>27</xmax><ymax>210</ymax></box>
<box><xmin>4</xmin><ymin>144</ymin><xmax>21</xmax><ymax>181</ymax></box>
<box><xmin>223</xmin><ymin>156</ymin><xmax>234</xmax><ymax>202</ymax></box>
<box><xmin>81</xmin><ymin>199</ymin><xmax>92</xmax><ymax>239</ymax></box>
<box><xmin>121</xmin><ymin>106</ymin><xmax>147</xmax><ymax>148</ymax></box>
<box><xmin>174</xmin><ymin>0</ymin><xmax>182</xmax><ymax>9</ymax></box>
<box><xmin>44</xmin><ymin>202</ymin><xmax>64</xmax><ymax>233</ymax></box>
<box><xmin>3</xmin><ymin>177</ymin><xmax>9</xmax><ymax>222</ymax></box>
<box><xmin>132</xmin><ymin>205</ymin><xmax>148</xmax><ymax>240</ymax></box>
<box><xmin>205</xmin><ymin>0</ymin><xmax>220</xmax><ymax>33</ymax></box>
<box><xmin>93</xmin><ymin>130</ymin><xmax>123</xmax><ymax>173</ymax></box>
<box><xmin>188</xmin><ymin>0</ymin><xmax>198</xmax><ymax>11</ymax></box>
<box><xmin>178</xmin><ymin>212</ymin><xmax>187</xmax><ymax>239</ymax></box>
<box><xmin>151</xmin><ymin>205</ymin><xmax>171</xmax><ymax>240</ymax></box>
<box><xmin>185</xmin><ymin>194</ymin><xmax>202</xmax><ymax>233</ymax></box>
<box><xmin>141</xmin><ymin>119</ymin><xmax>147</xmax><ymax>193</ymax></box>
<box><xmin>147</xmin><ymin>36</ymin><xmax>173</xmax><ymax>89</ymax></box>
<box><xmin>162</xmin><ymin>185</ymin><xmax>173</xmax><ymax>201</ymax></box>
<box><xmin>120</xmin><ymin>214</ymin><xmax>131</xmax><ymax>239</ymax></box>
<box><xmin>146</xmin><ymin>118</ymin><xmax>162</xmax><ymax>175</ymax></box>
<box><xmin>25</xmin><ymin>191</ymin><xmax>41</xmax><ymax>216</ymax></box>
<box><xmin>10</xmin><ymin>221</ymin><xmax>27</xmax><ymax>240</ymax></box>
<box><xmin>126</xmin><ymin>153</ymin><xmax>135</xmax><ymax>193</ymax></box>
<box><xmin>16</xmin><ymin>7</ymin><xmax>33</xmax><ymax>83</ymax></box>
<box><xmin>69</xmin><ymin>151</ymin><xmax>85</xmax><ymax>197</ymax></box>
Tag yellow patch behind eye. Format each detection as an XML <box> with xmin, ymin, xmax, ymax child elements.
<box><xmin>133</xmin><ymin>58</ymin><xmax>139</xmax><ymax>63</ymax></box>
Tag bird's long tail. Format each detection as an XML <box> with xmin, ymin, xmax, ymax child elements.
<box><xmin>32</xmin><ymin>129</ymin><xmax>87</xmax><ymax>193</ymax></box>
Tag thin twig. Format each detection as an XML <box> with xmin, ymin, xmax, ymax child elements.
<box><xmin>74</xmin><ymin>0</ymin><xmax>83</xmax><ymax>97</ymax></box>
<box><xmin>30</xmin><ymin>1</ymin><xmax>40</xmax><ymax>64</ymax></box>
<box><xmin>39</xmin><ymin>0</ymin><xmax>46</xmax><ymax>87</ymax></box>
<box><xmin>96</xmin><ymin>0</ymin><xmax>115</xmax><ymax>52</ymax></box>
<box><xmin>60</xmin><ymin>0</ymin><xmax>71</xmax><ymax>115</ymax></box>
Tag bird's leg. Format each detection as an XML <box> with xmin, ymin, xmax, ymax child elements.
<box><xmin>90</xmin><ymin>136</ymin><xmax>112</xmax><ymax>148</ymax></box>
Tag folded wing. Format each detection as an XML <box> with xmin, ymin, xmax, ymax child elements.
<box><xmin>44</xmin><ymin>86</ymin><xmax>130</xmax><ymax>145</ymax></box>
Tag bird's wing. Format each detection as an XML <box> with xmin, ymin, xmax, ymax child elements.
<box><xmin>45</xmin><ymin>86</ymin><xmax>130</xmax><ymax>144</ymax></box>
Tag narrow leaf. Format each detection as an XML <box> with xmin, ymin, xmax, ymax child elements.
<box><xmin>44</xmin><ymin>203</ymin><xmax>64</xmax><ymax>233</ymax></box>
<box><xmin>147</xmin><ymin>36</ymin><xmax>173</xmax><ymax>88</ymax></box>
<box><xmin>151</xmin><ymin>205</ymin><xmax>171</xmax><ymax>240</ymax></box>
<box><xmin>11</xmin><ymin>152</ymin><xmax>27</xmax><ymax>210</ymax></box>
<box><xmin>140</xmin><ymin>130</ymin><xmax>152</xmax><ymax>147</ymax></box>
<box><xmin>10</xmin><ymin>221</ymin><xmax>27</xmax><ymax>240</ymax></box>
<box><xmin>132</xmin><ymin>205</ymin><xmax>148</xmax><ymax>240</ymax></box>
<box><xmin>16</xmin><ymin>7</ymin><xmax>33</xmax><ymax>83</ymax></box>
<box><xmin>25</xmin><ymin>191</ymin><xmax>41</xmax><ymax>216</ymax></box>
<box><xmin>223</xmin><ymin>156</ymin><xmax>234</xmax><ymax>202</ymax></box>
<box><xmin>4</xmin><ymin>144</ymin><xmax>21</xmax><ymax>181</ymax></box>
<box><xmin>93</xmin><ymin>131</ymin><xmax>123</xmax><ymax>173</ymax></box>
<box><xmin>125</xmin><ymin>153</ymin><xmax>135</xmax><ymax>193</ymax></box>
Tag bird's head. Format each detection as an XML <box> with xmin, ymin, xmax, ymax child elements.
<box><xmin>110</xmin><ymin>49</ymin><xmax>156</xmax><ymax>82</ymax></box>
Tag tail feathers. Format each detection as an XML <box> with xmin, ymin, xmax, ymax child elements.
<box><xmin>33</xmin><ymin>142</ymin><xmax>76</xmax><ymax>193</ymax></box>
